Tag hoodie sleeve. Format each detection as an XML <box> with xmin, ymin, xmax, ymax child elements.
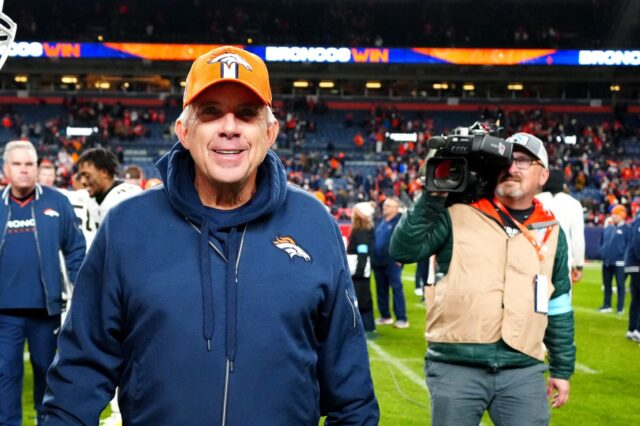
<box><xmin>44</xmin><ymin>216</ymin><xmax>123</xmax><ymax>425</ymax></box>
<box><xmin>317</xmin><ymin>224</ymin><xmax>379</xmax><ymax>425</ymax></box>
<box><xmin>389</xmin><ymin>192</ymin><xmax>451</xmax><ymax>264</ymax></box>
<box><xmin>59</xmin><ymin>194</ymin><xmax>86</xmax><ymax>284</ymax></box>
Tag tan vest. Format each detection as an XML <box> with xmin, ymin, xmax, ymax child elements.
<box><xmin>425</xmin><ymin>203</ymin><xmax>559</xmax><ymax>360</ymax></box>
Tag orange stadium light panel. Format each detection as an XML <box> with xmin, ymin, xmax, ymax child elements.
<box><xmin>463</xmin><ymin>84</ymin><xmax>475</xmax><ymax>91</ymax></box>
<box><xmin>366</xmin><ymin>81</ymin><xmax>382</xmax><ymax>89</ymax></box>
<box><xmin>508</xmin><ymin>83</ymin><xmax>524</xmax><ymax>91</ymax></box>
<box><xmin>14</xmin><ymin>75</ymin><xmax>27</xmax><ymax>83</ymax></box>
<box><xmin>293</xmin><ymin>80</ymin><xmax>310</xmax><ymax>88</ymax></box>
<box><xmin>319</xmin><ymin>81</ymin><xmax>335</xmax><ymax>89</ymax></box>
<box><xmin>609</xmin><ymin>85</ymin><xmax>621</xmax><ymax>92</ymax></box>
<box><xmin>104</xmin><ymin>43</ymin><xmax>238</xmax><ymax>61</ymax></box>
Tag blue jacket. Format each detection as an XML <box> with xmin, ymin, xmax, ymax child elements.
<box><xmin>625</xmin><ymin>215</ymin><xmax>640</xmax><ymax>273</ymax></box>
<box><xmin>0</xmin><ymin>184</ymin><xmax>85</xmax><ymax>315</ymax></box>
<box><xmin>44</xmin><ymin>143</ymin><xmax>378</xmax><ymax>425</ymax></box>
<box><xmin>600</xmin><ymin>221</ymin><xmax>630</xmax><ymax>267</ymax></box>
<box><xmin>372</xmin><ymin>213</ymin><xmax>401</xmax><ymax>266</ymax></box>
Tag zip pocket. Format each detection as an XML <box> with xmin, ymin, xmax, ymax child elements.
<box><xmin>345</xmin><ymin>290</ymin><xmax>357</xmax><ymax>328</ymax></box>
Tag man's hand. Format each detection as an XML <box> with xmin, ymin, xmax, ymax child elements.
<box><xmin>571</xmin><ymin>268</ymin><xmax>583</xmax><ymax>283</ymax></box>
<box><xmin>547</xmin><ymin>377</ymin><xmax>570</xmax><ymax>408</ymax></box>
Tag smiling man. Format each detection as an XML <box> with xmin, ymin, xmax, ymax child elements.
<box><xmin>76</xmin><ymin>148</ymin><xmax>142</xmax><ymax>227</ymax></box>
<box><xmin>43</xmin><ymin>46</ymin><xmax>378</xmax><ymax>426</ymax></box>
<box><xmin>390</xmin><ymin>133</ymin><xmax>575</xmax><ymax>425</ymax></box>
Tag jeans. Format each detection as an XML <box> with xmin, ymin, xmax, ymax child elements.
<box><xmin>425</xmin><ymin>360</ymin><xmax>550</xmax><ymax>426</ymax></box>
<box><xmin>373</xmin><ymin>262</ymin><xmax>406</xmax><ymax>321</ymax></box>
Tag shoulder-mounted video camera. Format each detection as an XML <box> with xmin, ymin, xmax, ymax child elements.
<box><xmin>423</xmin><ymin>122</ymin><xmax>512</xmax><ymax>203</ymax></box>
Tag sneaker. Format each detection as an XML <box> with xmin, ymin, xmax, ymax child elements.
<box><xmin>598</xmin><ymin>306</ymin><xmax>613</xmax><ymax>313</ymax></box>
<box><xmin>626</xmin><ymin>330</ymin><xmax>635</xmax><ymax>340</ymax></box>
<box><xmin>414</xmin><ymin>288</ymin><xmax>423</xmax><ymax>297</ymax></box>
<box><xmin>632</xmin><ymin>330</ymin><xmax>640</xmax><ymax>343</ymax></box>
<box><xmin>617</xmin><ymin>309</ymin><xmax>625</xmax><ymax>316</ymax></box>
<box><xmin>375</xmin><ymin>317</ymin><xmax>394</xmax><ymax>326</ymax></box>
<box><xmin>393</xmin><ymin>320</ymin><xmax>410</xmax><ymax>329</ymax></box>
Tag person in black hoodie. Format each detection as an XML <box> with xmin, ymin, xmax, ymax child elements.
<box><xmin>348</xmin><ymin>202</ymin><xmax>376</xmax><ymax>333</ymax></box>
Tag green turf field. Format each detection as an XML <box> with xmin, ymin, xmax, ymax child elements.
<box><xmin>368</xmin><ymin>262</ymin><xmax>640</xmax><ymax>426</ymax></box>
<box><xmin>22</xmin><ymin>262</ymin><xmax>639</xmax><ymax>425</ymax></box>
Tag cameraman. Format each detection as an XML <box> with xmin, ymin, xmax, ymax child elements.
<box><xmin>390</xmin><ymin>133</ymin><xmax>575</xmax><ymax>425</ymax></box>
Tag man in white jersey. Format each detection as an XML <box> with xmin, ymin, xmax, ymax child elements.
<box><xmin>536</xmin><ymin>168</ymin><xmax>585</xmax><ymax>282</ymax></box>
<box><xmin>76</xmin><ymin>148</ymin><xmax>141</xmax><ymax>426</ymax></box>
<box><xmin>77</xmin><ymin>148</ymin><xmax>142</xmax><ymax>226</ymax></box>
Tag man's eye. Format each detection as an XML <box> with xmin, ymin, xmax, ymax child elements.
<box><xmin>236</xmin><ymin>108</ymin><xmax>260</xmax><ymax>120</ymax></box>
<box><xmin>199</xmin><ymin>107</ymin><xmax>221</xmax><ymax>118</ymax></box>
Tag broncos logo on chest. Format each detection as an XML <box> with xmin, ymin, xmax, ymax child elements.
<box><xmin>272</xmin><ymin>235</ymin><xmax>312</xmax><ymax>262</ymax></box>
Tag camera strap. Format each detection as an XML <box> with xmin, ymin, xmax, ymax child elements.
<box><xmin>492</xmin><ymin>197</ymin><xmax>552</xmax><ymax>262</ymax></box>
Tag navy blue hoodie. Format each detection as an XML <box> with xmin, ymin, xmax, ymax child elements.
<box><xmin>44</xmin><ymin>143</ymin><xmax>378</xmax><ymax>425</ymax></box>
<box><xmin>600</xmin><ymin>221</ymin><xmax>630</xmax><ymax>267</ymax></box>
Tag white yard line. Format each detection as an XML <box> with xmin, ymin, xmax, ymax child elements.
<box><xmin>368</xmin><ymin>341</ymin><xmax>427</xmax><ymax>390</ymax></box>
<box><xmin>573</xmin><ymin>305</ymin><xmax>626</xmax><ymax>320</ymax></box>
<box><xmin>575</xmin><ymin>362</ymin><xmax>600</xmax><ymax>375</ymax></box>
<box><xmin>369</xmin><ymin>357</ymin><xmax>425</xmax><ymax>363</ymax></box>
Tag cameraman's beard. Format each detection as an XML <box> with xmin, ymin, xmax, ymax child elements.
<box><xmin>495</xmin><ymin>182</ymin><xmax>525</xmax><ymax>200</ymax></box>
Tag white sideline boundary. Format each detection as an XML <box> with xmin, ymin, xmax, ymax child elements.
<box><xmin>367</xmin><ymin>341</ymin><xmax>426</xmax><ymax>390</ymax></box>
<box><xmin>575</xmin><ymin>362</ymin><xmax>600</xmax><ymax>375</ymax></box>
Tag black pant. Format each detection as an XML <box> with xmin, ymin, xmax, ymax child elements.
<box><xmin>602</xmin><ymin>264</ymin><xmax>627</xmax><ymax>312</ymax></box>
<box><xmin>629</xmin><ymin>273</ymin><xmax>640</xmax><ymax>332</ymax></box>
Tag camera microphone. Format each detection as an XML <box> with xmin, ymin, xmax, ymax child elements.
<box><xmin>427</xmin><ymin>136</ymin><xmax>447</xmax><ymax>149</ymax></box>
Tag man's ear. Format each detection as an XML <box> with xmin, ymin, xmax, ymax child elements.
<box><xmin>539</xmin><ymin>167</ymin><xmax>550</xmax><ymax>188</ymax></box>
<box><xmin>175</xmin><ymin>117</ymin><xmax>190</xmax><ymax>149</ymax></box>
<box><xmin>266</xmin><ymin>119</ymin><xmax>279</xmax><ymax>149</ymax></box>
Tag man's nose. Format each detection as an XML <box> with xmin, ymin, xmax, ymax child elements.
<box><xmin>219</xmin><ymin>112</ymin><xmax>240</xmax><ymax>138</ymax></box>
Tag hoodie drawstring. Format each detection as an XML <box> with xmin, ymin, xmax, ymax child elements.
<box><xmin>199</xmin><ymin>218</ymin><xmax>214</xmax><ymax>351</ymax></box>
<box><xmin>226</xmin><ymin>227</ymin><xmax>239</xmax><ymax>371</ymax></box>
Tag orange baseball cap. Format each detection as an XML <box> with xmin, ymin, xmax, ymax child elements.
<box><xmin>611</xmin><ymin>204</ymin><xmax>627</xmax><ymax>219</ymax></box>
<box><xmin>182</xmin><ymin>45</ymin><xmax>272</xmax><ymax>108</ymax></box>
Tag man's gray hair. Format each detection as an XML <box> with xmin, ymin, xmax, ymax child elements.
<box><xmin>3</xmin><ymin>140</ymin><xmax>37</xmax><ymax>164</ymax></box>
<box><xmin>177</xmin><ymin>104</ymin><xmax>277</xmax><ymax>130</ymax></box>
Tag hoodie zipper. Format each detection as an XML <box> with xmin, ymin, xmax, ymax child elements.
<box><xmin>221</xmin><ymin>358</ymin><xmax>231</xmax><ymax>426</ymax></box>
<box><xmin>345</xmin><ymin>290</ymin><xmax>357</xmax><ymax>328</ymax></box>
<box><xmin>31</xmin><ymin>202</ymin><xmax>51</xmax><ymax>314</ymax></box>
<box><xmin>220</xmin><ymin>225</ymin><xmax>247</xmax><ymax>426</ymax></box>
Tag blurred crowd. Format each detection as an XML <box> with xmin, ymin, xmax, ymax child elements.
<box><xmin>1</xmin><ymin>100</ymin><xmax>639</xmax><ymax>226</ymax></box>
<box><xmin>9</xmin><ymin>0</ymin><xmax>633</xmax><ymax>48</ymax></box>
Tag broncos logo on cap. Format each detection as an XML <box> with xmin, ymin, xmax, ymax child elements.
<box><xmin>208</xmin><ymin>53</ymin><xmax>253</xmax><ymax>78</ymax></box>
<box><xmin>272</xmin><ymin>235</ymin><xmax>312</xmax><ymax>262</ymax></box>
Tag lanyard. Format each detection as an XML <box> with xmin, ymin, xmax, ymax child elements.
<box><xmin>493</xmin><ymin>197</ymin><xmax>552</xmax><ymax>262</ymax></box>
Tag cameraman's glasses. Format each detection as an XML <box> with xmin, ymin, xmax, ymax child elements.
<box><xmin>512</xmin><ymin>156</ymin><xmax>543</xmax><ymax>170</ymax></box>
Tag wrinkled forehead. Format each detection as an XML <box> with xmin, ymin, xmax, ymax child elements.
<box><xmin>7</xmin><ymin>147</ymin><xmax>37</xmax><ymax>163</ymax></box>
<box><xmin>192</xmin><ymin>82</ymin><xmax>265</xmax><ymax>107</ymax></box>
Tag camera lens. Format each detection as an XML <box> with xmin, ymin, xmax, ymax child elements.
<box><xmin>433</xmin><ymin>159</ymin><xmax>464</xmax><ymax>190</ymax></box>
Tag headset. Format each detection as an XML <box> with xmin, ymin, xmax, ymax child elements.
<box><xmin>0</xmin><ymin>0</ymin><xmax>16</xmax><ymax>70</ymax></box>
